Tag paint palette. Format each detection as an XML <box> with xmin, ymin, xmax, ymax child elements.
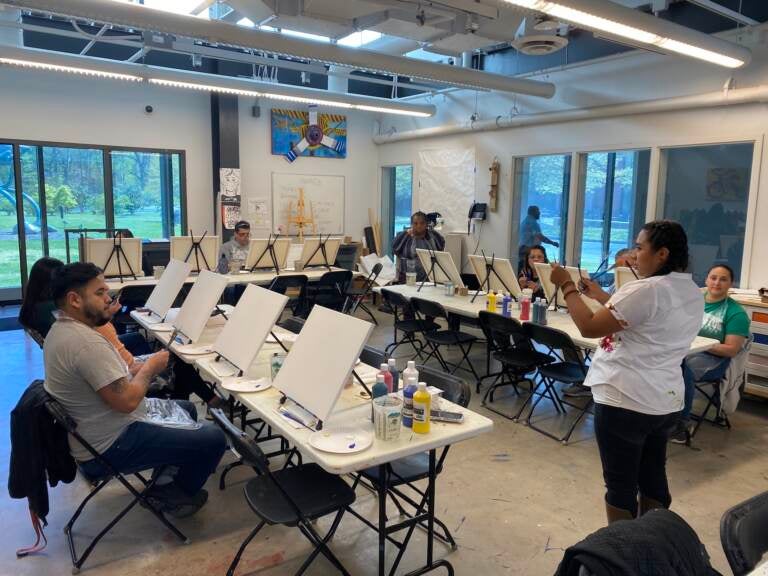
<box><xmin>221</xmin><ymin>377</ymin><xmax>271</xmax><ymax>393</ymax></box>
<box><xmin>308</xmin><ymin>427</ymin><xmax>374</xmax><ymax>454</ymax></box>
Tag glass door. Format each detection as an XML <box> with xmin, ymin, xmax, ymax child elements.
<box><xmin>380</xmin><ymin>165</ymin><xmax>413</xmax><ymax>256</ymax></box>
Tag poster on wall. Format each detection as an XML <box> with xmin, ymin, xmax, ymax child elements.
<box><xmin>271</xmin><ymin>108</ymin><xmax>347</xmax><ymax>161</ymax></box>
<box><xmin>418</xmin><ymin>148</ymin><xmax>476</xmax><ymax>233</ymax></box>
<box><xmin>219</xmin><ymin>168</ymin><xmax>241</xmax><ymax>230</ymax></box>
<box><xmin>706</xmin><ymin>167</ymin><xmax>749</xmax><ymax>201</ymax></box>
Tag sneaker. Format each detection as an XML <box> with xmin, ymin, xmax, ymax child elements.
<box><xmin>144</xmin><ymin>483</ymin><xmax>208</xmax><ymax>518</ymax></box>
<box><xmin>562</xmin><ymin>383</ymin><xmax>592</xmax><ymax>398</ymax></box>
<box><xmin>166</xmin><ymin>489</ymin><xmax>208</xmax><ymax>519</ymax></box>
<box><xmin>669</xmin><ymin>421</ymin><xmax>690</xmax><ymax>445</ymax></box>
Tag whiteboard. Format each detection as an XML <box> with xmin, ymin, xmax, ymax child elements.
<box><xmin>272</xmin><ymin>173</ymin><xmax>344</xmax><ymax>235</ymax></box>
<box><xmin>272</xmin><ymin>305</ymin><xmax>373</xmax><ymax>423</ymax></box>
<box><xmin>212</xmin><ymin>284</ymin><xmax>288</xmax><ymax>372</ymax></box>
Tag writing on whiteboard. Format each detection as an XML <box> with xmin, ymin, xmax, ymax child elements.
<box><xmin>272</xmin><ymin>173</ymin><xmax>344</xmax><ymax>235</ymax></box>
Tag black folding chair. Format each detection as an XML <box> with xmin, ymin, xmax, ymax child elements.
<box><xmin>721</xmin><ymin>490</ymin><xmax>768</xmax><ymax>576</ymax></box>
<box><xmin>348</xmin><ymin>365</ymin><xmax>470</xmax><ymax>574</ymax></box>
<box><xmin>477</xmin><ymin>311</ymin><xmax>554</xmax><ymax>419</ymax></box>
<box><xmin>411</xmin><ymin>297</ymin><xmax>481</xmax><ymax>383</ymax></box>
<box><xmin>360</xmin><ymin>345</ymin><xmax>387</xmax><ymax>369</ymax></box>
<box><xmin>23</xmin><ymin>327</ymin><xmax>45</xmax><ymax>349</ymax></box>
<box><xmin>112</xmin><ymin>285</ymin><xmax>156</xmax><ymax>334</ymax></box>
<box><xmin>268</xmin><ymin>274</ymin><xmax>309</xmax><ymax>317</ymax></box>
<box><xmin>303</xmin><ymin>270</ymin><xmax>352</xmax><ymax>316</ymax></box>
<box><xmin>343</xmin><ymin>262</ymin><xmax>383</xmax><ymax>324</ymax></box>
<box><xmin>210</xmin><ymin>409</ymin><xmax>355</xmax><ymax>576</ymax></box>
<box><xmin>44</xmin><ymin>398</ymin><xmax>188</xmax><ymax>573</ymax></box>
<box><xmin>522</xmin><ymin>323</ymin><xmax>590</xmax><ymax>444</ymax></box>
<box><xmin>380</xmin><ymin>289</ymin><xmax>437</xmax><ymax>360</ymax></box>
<box><xmin>277</xmin><ymin>315</ymin><xmax>306</xmax><ymax>334</ymax></box>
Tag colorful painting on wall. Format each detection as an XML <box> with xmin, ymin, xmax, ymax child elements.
<box><xmin>271</xmin><ymin>107</ymin><xmax>347</xmax><ymax>162</ymax></box>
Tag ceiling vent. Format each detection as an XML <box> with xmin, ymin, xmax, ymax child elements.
<box><xmin>512</xmin><ymin>17</ymin><xmax>569</xmax><ymax>56</ymax></box>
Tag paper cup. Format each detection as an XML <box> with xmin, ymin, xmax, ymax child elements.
<box><xmin>405</xmin><ymin>272</ymin><xmax>417</xmax><ymax>286</ymax></box>
<box><xmin>373</xmin><ymin>396</ymin><xmax>403</xmax><ymax>441</ymax></box>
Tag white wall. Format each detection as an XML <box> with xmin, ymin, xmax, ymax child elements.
<box><xmin>237</xmin><ymin>102</ymin><xmax>379</xmax><ymax>242</ymax></box>
<box><xmin>0</xmin><ymin>66</ymin><xmax>214</xmax><ymax>233</ymax></box>
<box><xmin>376</xmin><ymin>41</ymin><xmax>768</xmax><ymax>288</ymax></box>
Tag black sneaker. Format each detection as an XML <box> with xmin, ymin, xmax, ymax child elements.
<box><xmin>562</xmin><ymin>383</ymin><xmax>592</xmax><ymax>398</ymax></box>
<box><xmin>166</xmin><ymin>489</ymin><xmax>208</xmax><ymax>519</ymax></box>
<box><xmin>669</xmin><ymin>421</ymin><xmax>690</xmax><ymax>445</ymax></box>
<box><xmin>144</xmin><ymin>483</ymin><xmax>208</xmax><ymax>518</ymax></box>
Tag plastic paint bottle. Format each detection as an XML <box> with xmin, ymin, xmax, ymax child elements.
<box><xmin>487</xmin><ymin>290</ymin><xmax>496</xmax><ymax>312</ymax></box>
<box><xmin>412</xmin><ymin>382</ymin><xmax>431</xmax><ymax>434</ymax></box>
<box><xmin>520</xmin><ymin>290</ymin><xmax>532</xmax><ymax>322</ymax></box>
<box><xmin>387</xmin><ymin>358</ymin><xmax>399</xmax><ymax>393</ymax></box>
<box><xmin>502</xmin><ymin>292</ymin><xmax>512</xmax><ymax>317</ymax></box>
<box><xmin>402</xmin><ymin>361</ymin><xmax>419</xmax><ymax>385</ymax></box>
<box><xmin>371</xmin><ymin>374</ymin><xmax>388</xmax><ymax>421</ymax></box>
<box><xmin>402</xmin><ymin>376</ymin><xmax>418</xmax><ymax>428</ymax></box>
<box><xmin>379</xmin><ymin>363</ymin><xmax>393</xmax><ymax>393</ymax></box>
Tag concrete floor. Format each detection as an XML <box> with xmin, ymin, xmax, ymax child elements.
<box><xmin>3</xmin><ymin>312</ymin><xmax>768</xmax><ymax>576</ymax></box>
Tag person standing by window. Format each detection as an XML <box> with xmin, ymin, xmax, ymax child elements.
<box><xmin>392</xmin><ymin>211</ymin><xmax>445</xmax><ymax>283</ymax></box>
<box><xmin>550</xmin><ymin>221</ymin><xmax>703</xmax><ymax>524</ymax></box>
<box><xmin>670</xmin><ymin>263</ymin><xmax>750</xmax><ymax>443</ymax></box>
<box><xmin>518</xmin><ymin>205</ymin><xmax>559</xmax><ymax>267</ymax></box>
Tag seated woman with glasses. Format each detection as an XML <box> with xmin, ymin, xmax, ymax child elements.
<box><xmin>518</xmin><ymin>245</ymin><xmax>548</xmax><ymax>300</ymax></box>
<box><xmin>670</xmin><ymin>263</ymin><xmax>750</xmax><ymax>444</ymax></box>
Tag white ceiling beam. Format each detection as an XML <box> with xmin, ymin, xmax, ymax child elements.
<box><xmin>2</xmin><ymin>0</ymin><xmax>556</xmax><ymax>96</ymax></box>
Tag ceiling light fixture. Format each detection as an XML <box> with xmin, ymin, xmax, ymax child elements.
<box><xmin>501</xmin><ymin>0</ymin><xmax>750</xmax><ymax>68</ymax></box>
<box><xmin>0</xmin><ymin>46</ymin><xmax>437</xmax><ymax>117</ymax></box>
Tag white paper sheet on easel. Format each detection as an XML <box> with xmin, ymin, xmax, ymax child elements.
<box><xmin>212</xmin><ymin>284</ymin><xmax>288</xmax><ymax>372</ymax></box>
<box><xmin>144</xmin><ymin>259</ymin><xmax>192</xmax><ymax>320</ymax></box>
<box><xmin>272</xmin><ymin>306</ymin><xmax>373</xmax><ymax>423</ymax></box>
<box><xmin>172</xmin><ymin>270</ymin><xmax>229</xmax><ymax>342</ymax></box>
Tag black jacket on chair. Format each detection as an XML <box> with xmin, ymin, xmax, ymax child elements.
<box><xmin>554</xmin><ymin>509</ymin><xmax>723</xmax><ymax>576</ymax></box>
<box><xmin>8</xmin><ymin>380</ymin><xmax>76</xmax><ymax>524</ymax></box>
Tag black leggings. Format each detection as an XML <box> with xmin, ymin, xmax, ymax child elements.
<box><xmin>594</xmin><ymin>403</ymin><xmax>680</xmax><ymax>516</ymax></box>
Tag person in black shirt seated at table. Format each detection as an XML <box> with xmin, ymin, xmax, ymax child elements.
<box><xmin>392</xmin><ymin>211</ymin><xmax>446</xmax><ymax>284</ymax></box>
<box><xmin>518</xmin><ymin>245</ymin><xmax>548</xmax><ymax>300</ymax></box>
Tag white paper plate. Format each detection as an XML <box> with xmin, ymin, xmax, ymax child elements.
<box><xmin>174</xmin><ymin>343</ymin><xmax>214</xmax><ymax>355</ymax></box>
<box><xmin>308</xmin><ymin>427</ymin><xmax>374</xmax><ymax>454</ymax></box>
<box><xmin>266</xmin><ymin>333</ymin><xmax>298</xmax><ymax>344</ymax></box>
<box><xmin>221</xmin><ymin>377</ymin><xmax>272</xmax><ymax>393</ymax></box>
<box><xmin>149</xmin><ymin>323</ymin><xmax>175</xmax><ymax>332</ymax></box>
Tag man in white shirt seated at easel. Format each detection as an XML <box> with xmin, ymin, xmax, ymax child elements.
<box><xmin>44</xmin><ymin>263</ymin><xmax>227</xmax><ymax>518</ymax></box>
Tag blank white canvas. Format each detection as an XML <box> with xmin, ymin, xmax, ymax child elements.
<box><xmin>144</xmin><ymin>259</ymin><xmax>193</xmax><ymax>320</ymax></box>
<box><xmin>172</xmin><ymin>270</ymin><xmax>229</xmax><ymax>342</ymax></box>
<box><xmin>170</xmin><ymin>235</ymin><xmax>220</xmax><ymax>273</ymax></box>
<box><xmin>301</xmin><ymin>237</ymin><xmax>342</xmax><ymax>267</ymax></box>
<box><xmin>246</xmin><ymin>237</ymin><xmax>292</xmax><ymax>270</ymax></box>
<box><xmin>212</xmin><ymin>284</ymin><xmax>288</xmax><ymax>372</ymax></box>
<box><xmin>416</xmin><ymin>249</ymin><xmax>464</xmax><ymax>288</ymax></box>
<box><xmin>84</xmin><ymin>238</ymin><xmax>143</xmax><ymax>278</ymax></box>
<box><xmin>615</xmin><ymin>266</ymin><xmax>640</xmax><ymax>290</ymax></box>
<box><xmin>272</xmin><ymin>305</ymin><xmax>373</xmax><ymax>423</ymax></box>
<box><xmin>469</xmin><ymin>254</ymin><xmax>522</xmax><ymax>298</ymax></box>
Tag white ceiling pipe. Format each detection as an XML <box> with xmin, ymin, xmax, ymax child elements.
<box><xmin>1</xmin><ymin>0</ymin><xmax>556</xmax><ymax>97</ymax></box>
<box><xmin>372</xmin><ymin>84</ymin><xmax>768</xmax><ymax>143</ymax></box>
<box><xmin>0</xmin><ymin>44</ymin><xmax>437</xmax><ymax>116</ymax></box>
<box><xmin>485</xmin><ymin>0</ymin><xmax>751</xmax><ymax>68</ymax></box>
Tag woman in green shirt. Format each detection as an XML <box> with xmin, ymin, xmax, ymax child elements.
<box><xmin>672</xmin><ymin>263</ymin><xmax>750</xmax><ymax>442</ymax></box>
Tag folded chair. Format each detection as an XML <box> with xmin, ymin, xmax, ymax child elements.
<box><xmin>44</xmin><ymin>398</ymin><xmax>188</xmax><ymax>573</ymax></box>
<box><xmin>411</xmin><ymin>297</ymin><xmax>480</xmax><ymax>383</ymax></box>
<box><xmin>477</xmin><ymin>311</ymin><xmax>554</xmax><ymax>419</ymax></box>
<box><xmin>380</xmin><ymin>289</ymin><xmax>437</xmax><ymax>360</ymax></box>
<box><xmin>522</xmin><ymin>324</ymin><xmax>590</xmax><ymax>444</ymax></box>
<box><xmin>268</xmin><ymin>275</ymin><xmax>309</xmax><ymax>317</ymax></box>
<box><xmin>349</xmin><ymin>365</ymin><xmax>470</xmax><ymax>575</ymax></box>
<box><xmin>210</xmin><ymin>409</ymin><xmax>356</xmax><ymax>576</ymax></box>
<box><xmin>343</xmin><ymin>262</ymin><xmax>383</xmax><ymax>324</ymax></box>
<box><xmin>721</xmin><ymin>490</ymin><xmax>768</xmax><ymax>576</ymax></box>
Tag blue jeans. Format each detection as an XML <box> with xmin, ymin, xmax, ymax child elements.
<box><xmin>681</xmin><ymin>352</ymin><xmax>731</xmax><ymax>420</ymax></box>
<box><xmin>118</xmin><ymin>331</ymin><xmax>153</xmax><ymax>356</ymax></box>
<box><xmin>79</xmin><ymin>401</ymin><xmax>227</xmax><ymax>496</ymax></box>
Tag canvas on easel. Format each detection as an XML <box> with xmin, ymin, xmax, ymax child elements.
<box><xmin>211</xmin><ymin>284</ymin><xmax>288</xmax><ymax>374</ymax></box>
<box><xmin>172</xmin><ymin>270</ymin><xmax>229</xmax><ymax>343</ymax></box>
<box><xmin>468</xmin><ymin>254</ymin><xmax>522</xmax><ymax>299</ymax></box>
<box><xmin>143</xmin><ymin>259</ymin><xmax>193</xmax><ymax>321</ymax></box>
<box><xmin>272</xmin><ymin>305</ymin><xmax>373</xmax><ymax>424</ymax></box>
<box><xmin>246</xmin><ymin>237</ymin><xmax>292</xmax><ymax>271</ymax></box>
<box><xmin>170</xmin><ymin>234</ymin><xmax>220</xmax><ymax>273</ymax></box>
<box><xmin>300</xmin><ymin>236</ymin><xmax>342</xmax><ymax>268</ymax></box>
<box><xmin>614</xmin><ymin>266</ymin><xmax>640</xmax><ymax>290</ymax></box>
<box><xmin>83</xmin><ymin>237</ymin><xmax>143</xmax><ymax>279</ymax></box>
<box><xmin>416</xmin><ymin>248</ymin><xmax>465</xmax><ymax>288</ymax></box>
<box><xmin>535</xmin><ymin>263</ymin><xmax>603</xmax><ymax>312</ymax></box>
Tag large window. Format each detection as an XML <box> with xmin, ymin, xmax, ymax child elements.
<box><xmin>0</xmin><ymin>140</ymin><xmax>186</xmax><ymax>300</ymax></box>
<box><xmin>659</xmin><ymin>143</ymin><xmax>753</xmax><ymax>285</ymax></box>
<box><xmin>578</xmin><ymin>150</ymin><xmax>650</xmax><ymax>272</ymax></box>
<box><xmin>381</xmin><ymin>165</ymin><xmax>413</xmax><ymax>256</ymax></box>
<box><xmin>513</xmin><ymin>154</ymin><xmax>570</xmax><ymax>266</ymax></box>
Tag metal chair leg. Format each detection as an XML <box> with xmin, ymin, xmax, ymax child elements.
<box><xmin>227</xmin><ymin>521</ymin><xmax>266</xmax><ymax>576</ymax></box>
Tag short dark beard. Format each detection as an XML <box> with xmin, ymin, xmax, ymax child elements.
<box><xmin>82</xmin><ymin>306</ymin><xmax>110</xmax><ymax>327</ymax></box>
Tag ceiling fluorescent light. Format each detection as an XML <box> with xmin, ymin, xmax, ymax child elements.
<box><xmin>355</xmin><ymin>105</ymin><xmax>432</xmax><ymax>118</ymax></box>
<box><xmin>501</xmin><ymin>0</ymin><xmax>749</xmax><ymax>68</ymax></box>
<box><xmin>0</xmin><ymin>56</ymin><xmax>142</xmax><ymax>81</ymax></box>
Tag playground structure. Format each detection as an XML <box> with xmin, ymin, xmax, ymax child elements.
<box><xmin>0</xmin><ymin>148</ymin><xmax>55</xmax><ymax>235</ymax></box>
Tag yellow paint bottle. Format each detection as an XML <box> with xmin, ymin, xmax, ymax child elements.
<box><xmin>412</xmin><ymin>382</ymin><xmax>431</xmax><ymax>434</ymax></box>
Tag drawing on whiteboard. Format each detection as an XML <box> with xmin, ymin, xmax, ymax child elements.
<box><xmin>272</xmin><ymin>173</ymin><xmax>344</xmax><ymax>236</ymax></box>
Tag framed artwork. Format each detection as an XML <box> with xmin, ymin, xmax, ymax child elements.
<box><xmin>271</xmin><ymin>108</ymin><xmax>347</xmax><ymax>161</ymax></box>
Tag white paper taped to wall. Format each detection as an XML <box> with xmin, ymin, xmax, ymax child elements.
<box><xmin>418</xmin><ymin>148</ymin><xmax>475</xmax><ymax>233</ymax></box>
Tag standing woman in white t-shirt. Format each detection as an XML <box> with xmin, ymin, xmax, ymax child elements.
<box><xmin>550</xmin><ymin>221</ymin><xmax>704</xmax><ymax>524</ymax></box>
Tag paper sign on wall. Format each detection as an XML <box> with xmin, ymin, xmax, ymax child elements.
<box><xmin>220</xmin><ymin>168</ymin><xmax>242</xmax><ymax>231</ymax></box>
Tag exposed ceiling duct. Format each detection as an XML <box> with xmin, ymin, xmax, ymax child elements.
<box><xmin>0</xmin><ymin>0</ymin><xmax>557</xmax><ymax>98</ymax></box>
<box><xmin>512</xmin><ymin>16</ymin><xmax>569</xmax><ymax>55</ymax></box>
<box><xmin>0</xmin><ymin>45</ymin><xmax>438</xmax><ymax>116</ymax></box>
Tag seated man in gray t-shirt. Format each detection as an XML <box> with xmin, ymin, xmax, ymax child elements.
<box><xmin>44</xmin><ymin>263</ymin><xmax>226</xmax><ymax>517</ymax></box>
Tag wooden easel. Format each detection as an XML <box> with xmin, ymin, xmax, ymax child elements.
<box><xmin>286</xmin><ymin>188</ymin><xmax>316</xmax><ymax>241</ymax></box>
